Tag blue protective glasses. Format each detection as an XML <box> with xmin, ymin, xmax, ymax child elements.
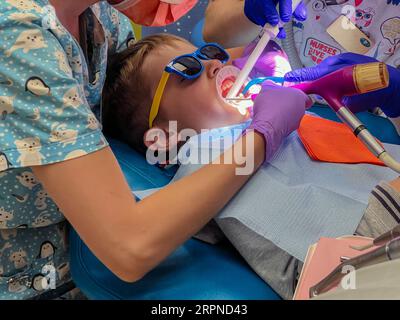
<box><xmin>165</xmin><ymin>43</ymin><xmax>230</xmax><ymax>80</ymax></box>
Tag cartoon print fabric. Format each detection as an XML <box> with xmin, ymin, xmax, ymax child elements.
<box><xmin>0</xmin><ymin>0</ymin><xmax>134</xmax><ymax>299</ymax></box>
<box><xmin>293</xmin><ymin>0</ymin><xmax>400</xmax><ymax>68</ymax></box>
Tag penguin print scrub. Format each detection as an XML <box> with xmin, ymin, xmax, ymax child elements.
<box><xmin>0</xmin><ymin>0</ymin><xmax>135</xmax><ymax>299</ymax></box>
<box><xmin>25</xmin><ymin>77</ymin><xmax>51</xmax><ymax>96</ymax></box>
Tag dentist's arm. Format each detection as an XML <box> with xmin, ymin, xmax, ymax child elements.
<box><xmin>204</xmin><ymin>0</ymin><xmax>259</xmax><ymax>48</ymax></box>
<box><xmin>33</xmin><ymin>136</ymin><xmax>264</xmax><ymax>282</ymax></box>
<box><xmin>203</xmin><ymin>0</ymin><xmax>307</xmax><ymax>48</ymax></box>
<box><xmin>32</xmin><ymin>85</ymin><xmax>308</xmax><ymax>283</ymax></box>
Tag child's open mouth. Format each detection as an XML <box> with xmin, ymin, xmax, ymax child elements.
<box><xmin>216</xmin><ymin>66</ymin><xmax>250</xmax><ymax>99</ymax></box>
<box><xmin>221</xmin><ymin>75</ymin><xmax>236</xmax><ymax>98</ymax></box>
<box><xmin>216</xmin><ymin>66</ymin><xmax>253</xmax><ymax>116</ymax></box>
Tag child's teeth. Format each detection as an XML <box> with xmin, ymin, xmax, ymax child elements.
<box><xmin>221</xmin><ymin>76</ymin><xmax>236</xmax><ymax>98</ymax></box>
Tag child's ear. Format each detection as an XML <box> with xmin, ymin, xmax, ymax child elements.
<box><xmin>144</xmin><ymin>127</ymin><xmax>167</xmax><ymax>152</ymax></box>
<box><xmin>143</xmin><ymin>126</ymin><xmax>179</xmax><ymax>152</ymax></box>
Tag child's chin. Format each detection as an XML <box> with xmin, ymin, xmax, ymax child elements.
<box><xmin>222</xmin><ymin>110</ymin><xmax>250</xmax><ymax>126</ymax></box>
<box><xmin>223</xmin><ymin>100</ymin><xmax>251</xmax><ymax>120</ymax></box>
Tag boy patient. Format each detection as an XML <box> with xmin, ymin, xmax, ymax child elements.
<box><xmin>103</xmin><ymin>34</ymin><xmax>250</xmax><ymax>155</ymax></box>
<box><xmin>102</xmin><ymin>34</ymin><xmax>400</xmax><ymax>299</ymax></box>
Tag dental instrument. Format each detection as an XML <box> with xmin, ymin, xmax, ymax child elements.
<box><xmin>225</xmin><ymin>77</ymin><xmax>285</xmax><ymax>103</ymax></box>
<box><xmin>229</xmin><ymin>62</ymin><xmax>400</xmax><ymax>174</ymax></box>
<box><xmin>242</xmin><ymin>76</ymin><xmax>285</xmax><ymax>94</ymax></box>
<box><xmin>309</xmin><ymin>236</ymin><xmax>400</xmax><ymax>298</ymax></box>
<box><xmin>224</xmin><ymin>0</ymin><xmax>400</xmax><ymax>174</ymax></box>
<box><xmin>350</xmin><ymin>225</ymin><xmax>400</xmax><ymax>252</ymax></box>
<box><xmin>226</xmin><ymin>0</ymin><xmax>303</xmax><ymax>99</ymax></box>
<box><xmin>291</xmin><ymin>62</ymin><xmax>400</xmax><ymax>174</ymax></box>
<box><xmin>225</xmin><ymin>97</ymin><xmax>253</xmax><ymax>101</ymax></box>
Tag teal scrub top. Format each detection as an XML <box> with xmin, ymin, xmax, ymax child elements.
<box><xmin>0</xmin><ymin>0</ymin><xmax>134</xmax><ymax>299</ymax></box>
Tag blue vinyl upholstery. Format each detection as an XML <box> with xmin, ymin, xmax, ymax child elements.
<box><xmin>70</xmin><ymin>138</ymin><xmax>280</xmax><ymax>300</ymax></box>
<box><xmin>70</xmin><ymin>109</ymin><xmax>399</xmax><ymax>300</ymax></box>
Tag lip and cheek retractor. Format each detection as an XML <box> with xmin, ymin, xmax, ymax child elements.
<box><xmin>291</xmin><ymin>62</ymin><xmax>400</xmax><ymax>174</ymax></box>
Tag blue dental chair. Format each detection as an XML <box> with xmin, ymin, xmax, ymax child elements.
<box><xmin>71</xmin><ymin>2</ymin><xmax>280</xmax><ymax>300</ymax></box>
<box><xmin>70</xmin><ymin>1</ymin><xmax>400</xmax><ymax>299</ymax></box>
<box><xmin>70</xmin><ymin>138</ymin><xmax>280</xmax><ymax>300</ymax></box>
<box><xmin>70</xmin><ymin>107</ymin><xmax>400</xmax><ymax>300</ymax></box>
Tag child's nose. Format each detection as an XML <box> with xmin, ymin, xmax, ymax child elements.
<box><xmin>206</xmin><ymin>59</ymin><xmax>224</xmax><ymax>79</ymax></box>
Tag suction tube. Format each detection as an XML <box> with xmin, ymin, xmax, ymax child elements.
<box><xmin>281</xmin><ymin>22</ymin><xmax>303</xmax><ymax>71</ymax></box>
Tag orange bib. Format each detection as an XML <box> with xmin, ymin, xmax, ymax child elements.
<box><xmin>298</xmin><ymin>115</ymin><xmax>384</xmax><ymax>166</ymax></box>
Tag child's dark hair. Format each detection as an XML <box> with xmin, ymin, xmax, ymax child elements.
<box><xmin>102</xmin><ymin>33</ymin><xmax>186</xmax><ymax>153</ymax></box>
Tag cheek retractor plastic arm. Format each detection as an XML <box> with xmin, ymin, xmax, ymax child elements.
<box><xmin>292</xmin><ymin>62</ymin><xmax>400</xmax><ymax>174</ymax></box>
<box><xmin>226</xmin><ymin>0</ymin><xmax>303</xmax><ymax>99</ymax></box>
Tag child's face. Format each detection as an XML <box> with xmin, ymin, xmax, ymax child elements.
<box><xmin>143</xmin><ymin>40</ymin><xmax>249</xmax><ymax>133</ymax></box>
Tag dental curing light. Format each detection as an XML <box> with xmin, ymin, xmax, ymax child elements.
<box><xmin>226</xmin><ymin>0</ymin><xmax>303</xmax><ymax>99</ymax></box>
<box><xmin>292</xmin><ymin>62</ymin><xmax>400</xmax><ymax>174</ymax></box>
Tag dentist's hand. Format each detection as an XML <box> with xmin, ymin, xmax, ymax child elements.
<box><xmin>249</xmin><ymin>82</ymin><xmax>312</xmax><ymax>161</ymax></box>
<box><xmin>244</xmin><ymin>0</ymin><xmax>307</xmax><ymax>38</ymax></box>
<box><xmin>285</xmin><ymin>53</ymin><xmax>400</xmax><ymax>117</ymax></box>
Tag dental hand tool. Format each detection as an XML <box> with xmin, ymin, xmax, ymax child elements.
<box><xmin>225</xmin><ymin>77</ymin><xmax>285</xmax><ymax>104</ymax></box>
<box><xmin>226</xmin><ymin>0</ymin><xmax>303</xmax><ymax>100</ymax></box>
<box><xmin>225</xmin><ymin>97</ymin><xmax>253</xmax><ymax>101</ymax></box>
<box><xmin>285</xmin><ymin>53</ymin><xmax>400</xmax><ymax>117</ymax></box>
<box><xmin>242</xmin><ymin>76</ymin><xmax>285</xmax><ymax>94</ymax></box>
<box><xmin>230</xmin><ymin>61</ymin><xmax>400</xmax><ymax>174</ymax></box>
<box><xmin>350</xmin><ymin>225</ymin><xmax>400</xmax><ymax>252</ymax></box>
<box><xmin>291</xmin><ymin>62</ymin><xmax>400</xmax><ymax>174</ymax></box>
<box><xmin>309</xmin><ymin>236</ymin><xmax>400</xmax><ymax>298</ymax></box>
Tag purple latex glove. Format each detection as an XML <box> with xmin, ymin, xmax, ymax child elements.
<box><xmin>249</xmin><ymin>82</ymin><xmax>312</xmax><ymax>161</ymax></box>
<box><xmin>244</xmin><ymin>0</ymin><xmax>308</xmax><ymax>39</ymax></box>
<box><xmin>233</xmin><ymin>40</ymin><xmax>291</xmax><ymax>78</ymax></box>
<box><xmin>284</xmin><ymin>53</ymin><xmax>400</xmax><ymax>117</ymax></box>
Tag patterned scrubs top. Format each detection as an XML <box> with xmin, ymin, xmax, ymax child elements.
<box><xmin>0</xmin><ymin>0</ymin><xmax>134</xmax><ymax>299</ymax></box>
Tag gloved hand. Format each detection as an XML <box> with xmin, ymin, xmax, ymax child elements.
<box><xmin>233</xmin><ymin>40</ymin><xmax>291</xmax><ymax>78</ymax></box>
<box><xmin>284</xmin><ymin>53</ymin><xmax>400</xmax><ymax>117</ymax></box>
<box><xmin>244</xmin><ymin>0</ymin><xmax>307</xmax><ymax>39</ymax></box>
<box><xmin>249</xmin><ymin>82</ymin><xmax>312</xmax><ymax>161</ymax></box>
